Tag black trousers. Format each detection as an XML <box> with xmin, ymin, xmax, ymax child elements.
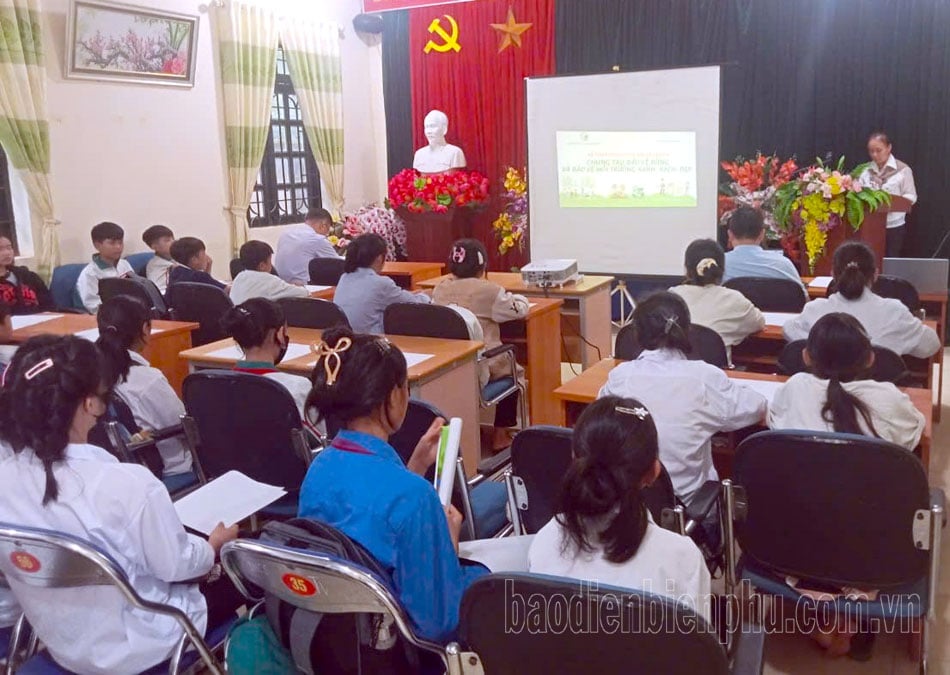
<box><xmin>886</xmin><ymin>226</ymin><xmax>905</xmax><ymax>257</ymax></box>
<box><xmin>199</xmin><ymin>572</ymin><xmax>246</xmax><ymax>632</ymax></box>
<box><xmin>494</xmin><ymin>390</ymin><xmax>519</xmax><ymax>427</ymax></box>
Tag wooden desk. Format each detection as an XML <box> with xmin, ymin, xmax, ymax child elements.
<box><xmin>382</xmin><ymin>262</ymin><xmax>445</xmax><ymax>290</ymax></box>
<box><xmin>553</xmin><ymin>358</ymin><xmax>934</xmax><ymax>471</ymax></box>
<box><xmin>307</xmin><ymin>285</ymin><xmax>334</xmax><ymax>300</ymax></box>
<box><xmin>179</xmin><ymin>327</ymin><xmax>485</xmax><ymax>473</ymax></box>
<box><xmin>419</xmin><ymin>272</ymin><xmax>614</xmax><ymax>368</ymax></box>
<box><xmin>7</xmin><ymin>313</ymin><xmax>198</xmax><ymax>395</ymax></box>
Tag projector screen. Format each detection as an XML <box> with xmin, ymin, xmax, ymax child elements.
<box><xmin>527</xmin><ymin>66</ymin><xmax>721</xmax><ymax>276</ymax></box>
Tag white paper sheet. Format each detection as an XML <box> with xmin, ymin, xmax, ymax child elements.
<box><xmin>404</xmin><ymin>352</ymin><xmax>433</xmax><ymax>369</ymax></box>
<box><xmin>173</xmin><ymin>470</ymin><xmax>287</xmax><ymax>535</ymax></box>
<box><xmin>734</xmin><ymin>379</ymin><xmax>784</xmax><ymax>406</ymax></box>
<box><xmin>459</xmin><ymin>535</ymin><xmax>536</xmax><ymax>572</ymax></box>
<box><xmin>808</xmin><ymin>276</ymin><xmax>833</xmax><ymax>289</ymax></box>
<box><xmin>10</xmin><ymin>314</ymin><xmax>63</xmax><ymax>330</ymax></box>
<box><xmin>205</xmin><ymin>342</ymin><xmax>311</xmax><ymax>363</ymax></box>
<box><xmin>762</xmin><ymin>312</ymin><xmax>798</xmax><ymax>328</ymax></box>
<box><xmin>305</xmin><ymin>285</ymin><xmax>332</xmax><ymax>293</ymax></box>
<box><xmin>75</xmin><ymin>327</ymin><xmax>165</xmax><ymax>341</ymax></box>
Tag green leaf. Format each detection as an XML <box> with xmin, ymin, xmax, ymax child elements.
<box><xmin>850</xmin><ymin>162</ymin><xmax>871</xmax><ymax>179</ymax></box>
<box><xmin>437</xmin><ymin>193</ymin><xmax>452</xmax><ymax>206</ymax></box>
<box><xmin>836</xmin><ymin>155</ymin><xmax>846</xmax><ymax>172</ymax></box>
<box><xmin>845</xmin><ymin>192</ymin><xmax>865</xmax><ymax>228</ymax></box>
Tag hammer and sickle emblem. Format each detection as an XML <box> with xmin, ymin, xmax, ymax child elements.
<box><xmin>424</xmin><ymin>15</ymin><xmax>461</xmax><ymax>54</ymax></box>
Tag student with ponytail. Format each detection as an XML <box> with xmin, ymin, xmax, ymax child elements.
<box><xmin>669</xmin><ymin>238</ymin><xmax>765</xmax><ymax>347</ymax></box>
<box><xmin>528</xmin><ymin>396</ymin><xmax>710</xmax><ymax>620</ymax></box>
<box><xmin>784</xmin><ymin>241</ymin><xmax>940</xmax><ymax>357</ymax></box>
<box><xmin>95</xmin><ymin>296</ymin><xmax>193</xmax><ymax>476</ymax></box>
<box><xmin>770</xmin><ymin>312</ymin><xmax>924</xmax><ymax>449</ymax></box>
<box><xmin>0</xmin><ymin>335</ymin><xmax>240</xmax><ymax>674</ymax></box>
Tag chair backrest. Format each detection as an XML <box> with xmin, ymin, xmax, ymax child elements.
<box><xmin>309</xmin><ymin>258</ymin><xmax>346</xmax><ymax>286</ymax></box>
<box><xmin>508</xmin><ymin>426</ymin><xmax>574</xmax><ymax>534</ymax></box>
<box><xmin>458</xmin><ymin>573</ymin><xmax>727</xmax><ymax>675</ymax></box>
<box><xmin>383</xmin><ymin>302</ymin><xmax>471</xmax><ymax>340</ymax></box>
<box><xmin>182</xmin><ymin>370</ymin><xmax>308</xmax><ymax>489</ymax></box>
<box><xmin>98</xmin><ymin>277</ymin><xmax>168</xmax><ymax>317</ymax></box>
<box><xmin>732</xmin><ymin>430</ymin><xmax>931</xmax><ymax>588</ymax></box>
<box><xmin>777</xmin><ymin>340</ymin><xmax>909</xmax><ymax>384</ymax></box>
<box><xmin>124</xmin><ymin>252</ymin><xmax>154</xmax><ymax>277</ymax></box>
<box><xmin>723</xmin><ymin>277</ymin><xmax>806</xmax><ymax>313</ymax></box>
<box><xmin>873</xmin><ymin>274</ymin><xmax>921</xmax><ymax>312</ymax></box>
<box><xmin>229</xmin><ymin>258</ymin><xmax>245</xmax><ymax>280</ymax></box>
<box><xmin>615</xmin><ymin>323</ymin><xmax>728</xmax><ymax>368</ymax></box>
<box><xmin>640</xmin><ymin>463</ymin><xmax>678</xmax><ymax>525</ymax></box>
<box><xmin>48</xmin><ymin>264</ymin><xmax>86</xmax><ymax>311</ymax></box>
<box><xmin>388</xmin><ymin>398</ymin><xmax>446</xmax><ymax>468</ymax></box>
<box><xmin>164</xmin><ymin>282</ymin><xmax>234</xmax><ymax>346</ymax></box>
<box><xmin>277</xmin><ymin>297</ymin><xmax>350</xmax><ymax>330</ymax></box>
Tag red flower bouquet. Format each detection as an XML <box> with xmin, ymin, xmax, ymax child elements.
<box><xmin>387</xmin><ymin>169</ymin><xmax>490</xmax><ymax>214</ymax></box>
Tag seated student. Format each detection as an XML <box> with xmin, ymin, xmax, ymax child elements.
<box><xmin>76</xmin><ymin>221</ymin><xmax>135</xmax><ymax>313</ymax></box>
<box><xmin>784</xmin><ymin>241</ymin><xmax>940</xmax><ymax>358</ymax></box>
<box><xmin>432</xmin><ymin>238</ymin><xmax>528</xmax><ymax>450</ymax></box>
<box><xmin>599</xmin><ymin>292</ymin><xmax>767</xmax><ymax>503</ymax></box>
<box><xmin>168</xmin><ymin>236</ymin><xmax>228</xmax><ymax>292</ymax></box>
<box><xmin>0</xmin><ymin>234</ymin><xmax>52</xmax><ymax>314</ymax></box>
<box><xmin>334</xmin><ymin>233</ymin><xmax>430</xmax><ymax>334</ymax></box>
<box><xmin>274</xmin><ymin>207</ymin><xmax>341</xmax><ymax>284</ymax></box>
<box><xmin>299</xmin><ymin>326</ymin><xmax>487</xmax><ymax>642</ymax></box>
<box><xmin>142</xmin><ymin>224</ymin><xmax>178</xmax><ymax>293</ymax></box>
<box><xmin>770</xmin><ymin>312</ymin><xmax>924</xmax><ymax>450</ymax></box>
<box><xmin>722</xmin><ymin>206</ymin><xmax>807</xmax><ymax>293</ymax></box>
<box><xmin>0</xmin><ymin>335</ymin><xmax>241</xmax><ymax>674</ymax></box>
<box><xmin>670</xmin><ymin>238</ymin><xmax>765</xmax><ymax>348</ymax></box>
<box><xmin>229</xmin><ymin>240</ymin><xmax>310</xmax><ymax>305</ymax></box>
<box><xmin>528</xmin><ymin>396</ymin><xmax>710</xmax><ymax>621</ymax></box>
<box><xmin>95</xmin><ymin>295</ymin><xmax>193</xmax><ymax>476</ymax></box>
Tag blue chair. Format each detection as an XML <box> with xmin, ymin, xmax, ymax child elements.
<box><xmin>124</xmin><ymin>251</ymin><xmax>154</xmax><ymax>277</ymax></box>
<box><xmin>47</xmin><ymin>264</ymin><xmax>86</xmax><ymax>312</ymax></box>
<box><xmin>0</xmin><ymin>523</ymin><xmax>227</xmax><ymax>674</ymax></box>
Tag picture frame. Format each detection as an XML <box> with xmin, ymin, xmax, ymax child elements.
<box><xmin>66</xmin><ymin>0</ymin><xmax>199</xmax><ymax>87</ymax></box>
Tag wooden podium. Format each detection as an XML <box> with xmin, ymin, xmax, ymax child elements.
<box><xmin>803</xmin><ymin>196</ymin><xmax>913</xmax><ymax>275</ymax></box>
<box><xmin>396</xmin><ymin>206</ymin><xmax>472</xmax><ymax>264</ymax></box>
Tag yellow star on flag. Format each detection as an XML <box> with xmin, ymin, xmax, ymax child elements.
<box><xmin>490</xmin><ymin>7</ymin><xmax>532</xmax><ymax>53</ymax></box>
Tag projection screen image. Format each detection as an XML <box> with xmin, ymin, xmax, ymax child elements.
<box><xmin>557</xmin><ymin>131</ymin><xmax>698</xmax><ymax>208</ymax></box>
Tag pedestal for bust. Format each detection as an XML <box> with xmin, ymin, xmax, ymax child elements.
<box><xmin>397</xmin><ymin>206</ymin><xmax>473</xmax><ymax>263</ymax></box>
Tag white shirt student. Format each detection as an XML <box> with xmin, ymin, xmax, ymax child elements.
<box><xmin>145</xmin><ymin>255</ymin><xmax>177</xmax><ymax>294</ymax></box>
<box><xmin>669</xmin><ymin>283</ymin><xmax>765</xmax><ymax>347</ymax></box>
<box><xmin>274</xmin><ymin>211</ymin><xmax>341</xmax><ymax>285</ymax></box>
<box><xmin>229</xmin><ymin>269</ymin><xmax>310</xmax><ymax>306</ymax></box>
<box><xmin>76</xmin><ymin>255</ymin><xmax>134</xmax><ymax>313</ymax></box>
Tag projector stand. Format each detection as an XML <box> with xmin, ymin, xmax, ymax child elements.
<box><xmin>611</xmin><ymin>280</ymin><xmax>635</xmax><ymax>329</ymax></box>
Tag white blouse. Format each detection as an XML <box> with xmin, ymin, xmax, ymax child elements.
<box><xmin>768</xmin><ymin>372</ymin><xmax>925</xmax><ymax>450</ymax></box>
<box><xmin>669</xmin><ymin>284</ymin><xmax>765</xmax><ymax>347</ymax></box>
<box><xmin>0</xmin><ymin>443</ymin><xmax>214</xmax><ymax>674</ymax></box>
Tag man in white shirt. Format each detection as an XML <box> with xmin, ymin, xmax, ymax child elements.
<box><xmin>273</xmin><ymin>208</ymin><xmax>341</xmax><ymax>284</ymax></box>
<box><xmin>76</xmin><ymin>221</ymin><xmax>135</xmax><ymax>313</ymax></box>
<box><xmin>230</xmin><ymin>240</ymin><xmax>310</xmax><ymax>305</ymax></box>
<box><xmin>722</xmin><ymin>206</ymin><xmax>807</xmax><ymax>295</ymax></box>
<box><xmin>859</xmin><ymin>132</ymin><xmax>917</xmax><ymax>256</ymax></box>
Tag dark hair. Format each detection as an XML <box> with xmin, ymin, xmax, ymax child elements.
<box><xmin>684</xmin><ymin>238</ymin><xmax>724</xmax><ymax>286</ymax></box>
<box><xmin>96</xmin><ymin>296</ymin><xmax>151</xmax><ymax>385</ymax></box>
<box><xmin>448</xmin><ymin>238</ymin><xmax>488</xmax><ymax>279</ymax></box>
<box><xmin>556</xmin><ymin>396</ymin><xmax>659</xmax><ymax>564</ymax></box>
<box><xmin>170</xmin><ymin>237</ymin><xmax>206</xmax><ymax>266</ymax></box>
<box><xmin>868</xmin><ymin>130</ymin><xmax>891</xmax><ymax>146</ymax></box>
<box><xmin>727</xmin><ymin>206</ymin><xmax>765</xmax><ymax>240</ymax></box>
<box><xmin>91</xmin><ymin>221</ymin><xmax>124</xmax><ymax>243</ymax></box>
<box><xmin>0</xmin><ymin>335</ymin><xmax>108</xmax><ymax>504</ymax></box>
<box><xmin>344</xmin><ymin>233</ymin><xmax>387</xmax><ymax>273</ymax></box>
<box><xmin>221</xmin><ymin>298</ymin><xmax>285</xmax><ymax>350</ymax></box>
<box><xmin>806</xmin><ymin>313</ymin><xmax>879</xmax><ymax>437</ymax></box>
<box><xmin>142</xmin><ymin>224</ymin><xmax>173</xmax><ymax>246</ymax></box>
<box><xmin>832</xmin><ymin>241</ymin><xmax>875</xmax><ymax>300</ymax></box>
<box><xmin>633</xmin><ymin>291</ymin><xmax>692</xmax><ymax>353</ymax></box>
<box><xmin>306</xmin><ymin>325</ymin><xmax>408</xmax><ymax>426</ymax></box>
<box><xmin>239</xmin><ymin>240</ymin><xmax>274</xmax><ymax>271</ymax></box>
<box><xmin>306</xmin><ymin>207</ymin><xmax>333</xmax><ymax>224</ymax></box>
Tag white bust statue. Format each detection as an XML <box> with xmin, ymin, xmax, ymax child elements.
<box><xmin>412</xmin><ymin>109</ymin><xmax>466</xmax><ymax>173</ymax></box>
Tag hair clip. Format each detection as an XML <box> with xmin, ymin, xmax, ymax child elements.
<box><xmin>374</xmin><ymin>337</ymin><xmax>392</xmax><ymax>353</ymax></box>
<box><xmin>237</xmin><ymin>307</ymin><xmax>251</xmax><ymax>316</ymax></box>
<box><xmin>476</xmin><ymin>250</ymin><xmax>484</xmax><ymax>266</ymax></box>
<box><xmin>24</xmin><ymin>358</ymin><xmax>54</xmax><ymax>381</ymax></box>
<box><xmin>616</xmin><ymin>405</ymin><xmax>650</xmax><ymax>420</ymax></box>
<box><xmin>846</xmin><ymin>261</ymin><xmax>860</xmax><ymax>269</ymax></box>
<box><xmin>451</xmin><ymin>246</ymin><xmax>466</xmax><ymax>264</ymax></box>
<box><xmin>696</xmin><ymin>258</ymin><xmax>718</xmax><ymax>276</ymax></box>
<box><xmin>310</xmin><ymin>337</ymin><xmax>352</xmax><ymax>386</ymax></box>
<box><xmin>663</xmin><ymin>314</ymin><xmax>679</xmax><ymax>335</ymax></box>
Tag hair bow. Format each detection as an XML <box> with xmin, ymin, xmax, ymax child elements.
<box><xmin>696</xmin><ymin>258</ymin><xmax>718</xmax><ymax>276</ymax></box>
<box><xmin>310</xmin><ymin>337</ymin><xmax>352</xmax><ymax>386</ymax></box>
<box><xmin>451</xmin><ymin>246</ymin><xmax>466</xmax><ymax>264</ymax></box>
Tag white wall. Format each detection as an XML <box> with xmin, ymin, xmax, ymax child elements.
<box><xmin>22</xmin><ymin>0</ymin><xmax>387</xmax><ymax>277</ymax></box>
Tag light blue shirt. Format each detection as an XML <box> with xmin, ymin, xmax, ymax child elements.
<box><xmin>723</xmin><ymin>245</ymin><xmax>806</xmax><ymax>293</ymax></box>
<box><xmin>273</xmin><ymin>225</ymin><xmax>341</xmax><ymax>284</ymax></box>
<box><xmin>334</xmin><ymin>267</ymin><xmax>431</xmax><ymax>334</ymax></box>
<box><xmin>298</xmin><ymin>430</ymin><xmax>487</xmax><ymax>643</ymax></box>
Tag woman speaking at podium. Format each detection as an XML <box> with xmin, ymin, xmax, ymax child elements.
<box><xmin>860</xmin><ymin>131</ymin><xmax>917</xmax><ymax>256</ymax></box>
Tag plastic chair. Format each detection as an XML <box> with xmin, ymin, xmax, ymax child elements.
<box><xmin>181</xmin><ymin>370</ymin><xmax>311</xmax><ymax>516</ymax></box>
<box><xmin>98</xmin><ymin>277</ymin><xmax>169</xmax><ymax>318</ymax></box>
<box><xmin>277</xmin><ymin>297</ymin><xmax>350</xmax><ymax>330</ymax></box>
<box><xmin>0</xmin><ymin>523</ymin><xmax>225</xmax><ymax>674</ymax></box>
<box><xmin>48</xmin><ymin>264</ymin><xmax>86</xmax><ymax>312</ymax></box>
<box><xmin>723</xmin><ymin>277</ymin><xmax>807</xmax><ymax>313</ymax></box>
<box><xmin>615</xmin><ymin>323</ymin><xmax>729</xmax><ymax>368</ymax></box>
<box><xmin>504</xmin><ymin>426</ymin><xmax>574</xmax><ymax>536</ymax></box>
<box><xmin>124</xmin><ymin>252</ymin><xmax>154</xmax><ymax>277</ymax></box>
<box><xmin>722</xmin><ymin>430</ymin><xmax>946</xmax><ymax>672</ymax></box>
<box><xmin>308</xmin><ymin>258</ymin><xmax>345</xmax><ymax>286</ymax></box>
<box><xmin>164</xmin><ymin>282</ymin><xmax>233</xmax><ymax>346</ymax></box>
<box><xmin>452</xmin><ymin>573</ymin><xmax>765</xmax><ymax>675</ymax></box>
<box><xmin>873</xmin><ymin>274</ymin><xmax>921</xmax><ymax>313</ymax></box>
<box><xmin>777</xmin><ymin>340</ymin><xmax>910</xmax><ymax>384</ymax></box>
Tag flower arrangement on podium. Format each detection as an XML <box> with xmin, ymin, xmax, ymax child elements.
<box><xmin>329</xmin><ymin>205</ymin><xmax>407</xmax><ymax>261</ymax></box>
<box><xmin>718</xmin><ymin>153</ymin><xmax>798</xmax><ymax>239</ymax></box>
<box><xmin>386</xmin><ymin>168</ymin><xmax>490</xmax><ymax>214</ymax></box>
<box><xmin>492</xmin><ymin>167</ymin><xmax>528</xmax><ymax>256</ymax></box>
<box><xmin>773</xmin><ymin>157</ymin><xmax>891</xmax><ymax>272</ymax></box>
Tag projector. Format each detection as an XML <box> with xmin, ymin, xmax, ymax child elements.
<box><xmin>521</xmin><ymin>259</ymin><xmax>580</xmax><ymax>287</ymax></box>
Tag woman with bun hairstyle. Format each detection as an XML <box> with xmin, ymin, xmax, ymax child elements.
<box><xmin>669</xmin><ymin>238</ymin><xmax>764</xmax><ymax>347</ymax></box>
<box><xmin>528</xmin><ymin>396</ymin><xmax>710</xmax><ymax>621</ymax></box>
<box><xmin>783</xmin><ymin>241</ymin><xmax>939</xmax><ymax>358</ymax></box>
<box><xmin>96</xmin><ymin>295</ymin><xmax>192</xmax><ymax>476</ymax></box>
<box><xmin>298</xmin><ymin>326</ymin><xmax>488</xmax><ymax>643</ymax></box>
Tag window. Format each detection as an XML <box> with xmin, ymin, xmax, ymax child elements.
<box><xmin>0</xmin><ymin>145</ymin><xmax>17</xmax><ymax>251</ymax></box>
<box><xmin>248</xmin><ymin>45</ymin><xmax>322</xmax><ymax>228</ymax></box>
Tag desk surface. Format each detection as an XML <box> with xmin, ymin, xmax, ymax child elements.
<box><xmin>8</xmin><ymin>313</ymin><xmax>199</xmax><ymax>342</ymax></box>
<box><xmin>753</xmin><ymin>317</ymin><xmax>939</xmax><ymax>341</ymax></box>
<box><xmin>382</xmin><ymin>262</ymin><xmax>445</xmax><ymax>276</ymax></box>
<box><xmin>417</xmin><ymin>272</ymin><xmax>614</xmax><ymax>296</ymax></box>
<box><xmin>802</xmin><ymin>277</ymin><xmax>949</xmax><ymax>303</ymax></box>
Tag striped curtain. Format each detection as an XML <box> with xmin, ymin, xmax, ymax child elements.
<box><xmin>281</xmin><ymin>18</ymin><xmax>345</xmax><ymax>216</ymax></box>
<box><xmin>0</xmin><ymin>0</ymin><xmax>58</xmax><ymax>279</ymax></box>
<box><xmin>215</xmin><ymin>1</ymin><xmax>278</xmax><ymax>253</ymax></box>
